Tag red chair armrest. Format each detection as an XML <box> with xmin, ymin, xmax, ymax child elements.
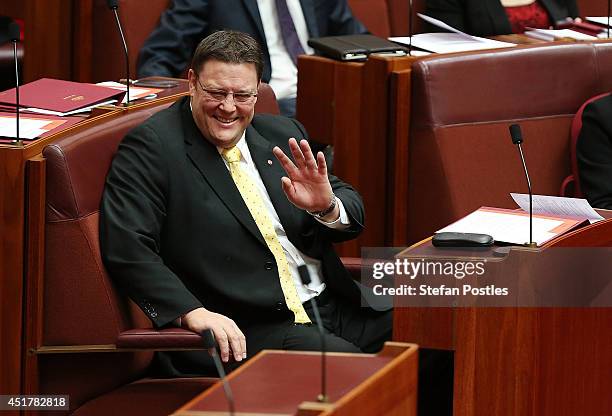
<box><xmin>116</xmin><ymin>328</ymin><xmax>206</xmax><ymax>349</ymax></box>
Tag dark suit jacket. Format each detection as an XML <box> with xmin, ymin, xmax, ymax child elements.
<box><xmin>100</xmin><ymin>97</ymin><xmax>365</xmax><ymax>352</ymax></box>
<box><xmin>577</xmin><ymin>93</ymin><xmax>612</xmax><ymax>210</ymax></box>
<box><xmin>137</xmin><ymin>0</ymin><xmax>367</xmax><ymax>79</ymax></box>
<box><xmin>425</xmin><ymin>0</ymin><xmax>579</xmax><ymax>36</ymax></box>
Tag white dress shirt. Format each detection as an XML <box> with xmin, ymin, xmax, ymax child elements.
<box><xmin>256</xmin><ymin>0</ymin><xmax>315</xmax><ymax>100</ymax></box>
<box><xmin>218</xmin><ymin>133</ymin><xmax>350</xmax><ymax>302</ymax></box>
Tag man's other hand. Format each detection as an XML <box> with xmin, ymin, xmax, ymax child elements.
<box><xmin>181</xmin><ymin>307</ymin><xmax>247</xmax><ymax>363</ymax></box>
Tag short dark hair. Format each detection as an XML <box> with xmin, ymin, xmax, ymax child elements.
<box><xmin>191</xmin><ymin>30</ymin><xmax>264</xmax><ymax>81</ymax></box>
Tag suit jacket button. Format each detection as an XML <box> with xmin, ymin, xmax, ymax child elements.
<box><xmin>264</xmin><ymin>261</ymin><xmax>274</xmax><ymax>270</ymax></box>
<box><xmin>275</xmin><ymin>301</ymin><xmax>285</xmax><ymax>311</ymax></box>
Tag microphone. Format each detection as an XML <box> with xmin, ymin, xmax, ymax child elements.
<box><xmin>297</xmin><ymin>265</ymin><xmax>328</xmax><ymax>403</ymax></box>
<box><xmin>200</xmin><ymin>329</ymin><xmax>235</xmax><ymax>416</ymax></box>
<box><xmin>106</xmin><ymin>0</ymin><xmax>131</xmax><ymax>106</ymax></box>
<box><xmin>9</xmin><ymin>21</ymin><xmax>21</xmax><ymax>145</ymax></box>
<box><xmin>408</xmin><ymin>0</ymin><xmax>413</xmax><ymax>56</ymax></box>
<box><xmin>509</xmin><ymin>124</ymin><xmax>536</xmax><ymax>247</ymax></box>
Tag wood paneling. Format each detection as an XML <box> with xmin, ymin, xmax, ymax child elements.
<box><xmin>0</xmin><ymin>146</ymin><xmax>26</xmax><ymax>401</ymax></box>
<box><xmin>396</xmin><ymin>233</ymin><xmax>612</xmax><ymax>416</ymax></box>
<box><xmin>23</xmin><ymin>0</ymin><xmax>73</xmax><ymax>82</ymax></box>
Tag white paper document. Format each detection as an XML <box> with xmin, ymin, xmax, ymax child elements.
<box><xmin>510</xmin><ymin>193</ymin><xmax>604</xmax><ymax>224</ymax></box>
<box><xmin>390</xmin><ymin>13</ymin><xmax>515</xmax><ymax>54</ymax></box>
<box><xmin>524</xmin><ymin>28</ymin><xmax>597</xmax><ymax>41</ymax></box>
<box><xmin>96</xmin><ymin>81</ymin><xmax>161</xmax><ymax>103</ymax></box>
<box><xmin>436</xmin><ymin>208</ymin><xmax>568</xmax><ymax>246</ymax></box>
<box><xmin>417</xmin><ymin>13</ymin><xmax>475</xmax><ymax>39</ymax></box>
<box><xmin>0</xmin><ymin>116</ymin><xmax>56</xmax><ymax>139</ymax></box>
<box><xmin>392</xmin><ymin>33</ymin><xmax>515</xmax><ymax>54</ymax></box>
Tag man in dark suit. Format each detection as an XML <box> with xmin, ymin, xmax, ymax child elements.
<box><xmin>577</xmin><ymin>93</ymin><xmax>612</xmax><ymax>210</ymax></box>
<box><xmin>101</xmin><ymin>30</ymin><xmax>390</xmax><ymax>373</ymax></box>
<box><xmin>136</xmin><ymin>0</ymin><xmax>367</xmax><ymax>117</ymax></box>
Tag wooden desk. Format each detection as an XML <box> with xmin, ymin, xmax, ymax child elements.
<box><xmin>296</xmin><ymin>54</ymin><xmax>414</xmax><ymax>257</ymax></box>
<box><xmin>173</xmin><ymin>342</ymin><xmax>418</xmax><ymax>416</ymax></box>
<box><xmin>0</xmin><ymin>83</ymin><xmax>187</xmax><ymax>400</ymax></box>
<box><xmin>393</xmin><ymin>217</ymin><xmax>612</xmax><ymax>415</ymax></box>
<box><xmin>297</xmin><ymin>39</ymin><xmax>612</xmax><ymax>256</ymax></box>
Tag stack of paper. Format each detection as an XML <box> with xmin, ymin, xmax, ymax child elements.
<box><xmin>0</xmin><ymin>112</ymin><xmax>82</xmax><ymax>142</ymax></box>
<box><xmin>96</xmin><ymin>81</ymin><xmax>162</xmax><ymax>104</ymax></box>
<box><xmin>389</xmin><ymin>14</ymin><xmax>516</xmax><ymax>54</ymax></box>
<box><xmin>435</xmin><ymin>194</ymin><xmax>603</xmax><ymax>246</ymax></box>
<box><xmin>524</xmin><ymin>28</ymin><xmax>597</xmax><ymax>42</ymax></box>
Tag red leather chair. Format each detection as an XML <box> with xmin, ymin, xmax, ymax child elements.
<box><xmin>24</xmin><ymin>85</ymin><xmax>279</xmax><ymax>415</ymax></box>
<box><xmin>404</xmin><ymin>42</ymin><xmax>612</xmax><ymax>244</ymax></box>
<box><xmin>559</xmin><ymin>92</ymin><xmax>611</xmax><ymax>198</ymax></box>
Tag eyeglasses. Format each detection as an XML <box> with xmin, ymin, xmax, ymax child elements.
<box><xmin>196</xmin><ymin>77</ymin><xmax>257</xmax><ymax>104</ymax></box>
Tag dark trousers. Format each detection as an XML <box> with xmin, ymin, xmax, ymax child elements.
<box><xmin>152</xmin><ymin>291</ymin><xmax>452</xmax><ymax>416</ymax></box>
<box><xmin>283</xmin><ymin>289</ymin><xmax>392</xmax><ymax>354</ymax></box>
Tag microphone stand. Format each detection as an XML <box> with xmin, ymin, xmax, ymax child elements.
<box><xmin>608</xmin><ymin>0</ymin><xmax>612</xmax><ymax>39</ymax></box>
<box><xmin>109</xmin><ymin>5</ymin><xmax>130</xmax><ymax>106</ymax></box>
<box><xmin>408</xmin><ymin>0</ymin><xmax>413</xmax><ymax>56</ymax></box>
<box><xmin>10</xmin><ymin>23</ymin><xmax>21</xmax><ymax>146</ymax></box>
<box><xmin>509</xmin><ymin>124</ymin><xmax>536</xmax><ymax>247</ymax></box>
<box><xmin>309</xmin><ymin>296</ymin><xmax>327</xmax><ymax>402</ymax></box>
<box><xmin>516</xmin><ymin>143</ymin><xmax>535</xmax><ymax>247</ymax></box>
<box><xmin>200</xmin><ymin>329</ymin><xmax>235</xmax><ymax>416</ymax></box>
<box><xmin>298</xmin><ymin>265</ymin><xmax>328</xmax><ymax>403</ymax></box>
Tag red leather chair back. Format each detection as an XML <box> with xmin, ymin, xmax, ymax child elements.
<box><xmin>40</xmin><ymin>102</ymin><xmax>174</xmax><ymax>412</ymax></box>
<box><xmin>405</xmin><ymin>42</ymin><xmax>612</xmax><ymax>243</ymax></box>
<box><xmin>37</xmin><ymin>85</ymin><xmax>278</xmax><ymax>412</ymax></box>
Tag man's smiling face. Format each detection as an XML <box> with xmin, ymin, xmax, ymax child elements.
<box><xmin>188</xmin><ymin>59</ymin><xmax>259</xmax><ymax>148</ymax></box>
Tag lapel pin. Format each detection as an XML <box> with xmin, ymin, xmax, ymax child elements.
<box><xmin>267</xmin><ymin>159</ymin><xmax>273</xmax><ymax>166</ymax></box>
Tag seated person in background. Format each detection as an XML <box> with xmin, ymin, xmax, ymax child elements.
<box><xmin>577</xmin><ymin>93</ymin><xmax>612</xmax><ymax>209</ymax></box>
<box><xmin>136</xmin><ymin>0</ymin><xmax>367</xmax><ymax>117</ymax></box>
<box><xmin>425</xmin><ymin>0</ymin><xmax>580</xmax><ymax>36</ymax></box>
<box><xmin>102</xmin><ymin>30</ymin><xmax>391</xmax><ymax>377</ymax></box>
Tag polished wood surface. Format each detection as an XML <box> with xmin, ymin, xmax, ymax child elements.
<box><xmin>395</xmin><ymin>223</ymin><xmax>612</xmax><ymax>415</ymax></box>
<box><xmin>173</xmin><ymin>342</ymin><xmax>417</xmax><ymax>416</ymax></box>
<box><xmin>296</xmin><ymin>54</ymin><xmax>414</xmax><ymax>256</ymax></box>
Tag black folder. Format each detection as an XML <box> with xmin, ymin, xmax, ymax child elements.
<box><xmin>307</xmin><ymin>34</ymin><xmax>408</xmax><ymax>61</ymax></box>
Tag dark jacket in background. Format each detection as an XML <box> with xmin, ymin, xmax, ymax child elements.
<box><xmin>577</xmin><ymin>93</ymin><xmax>612</xmax><ymax>210</ymax></box>
<box><xmin>425</xmin><ymin>0</ymin><xmax>579</xmax><ymax>36</ymax></box>
<box><xmin>137</xmin><ymin>0</ymin><xmax>367</xmax><ymax>79</ymax></box>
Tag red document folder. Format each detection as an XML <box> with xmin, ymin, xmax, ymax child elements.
<box><xmin>0</xmin><ymin>78</ymin><xmax>125</xmax><ymax>113</ymax></box>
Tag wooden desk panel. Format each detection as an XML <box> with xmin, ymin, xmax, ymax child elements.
<box><xmin>297</xmin><ymin>55</ymin><xmax>413</xmax><ymax>256</ymax></box>
<box><xmin>395</xmin><ymin>230</ymin><xmax>612</xmax><ymax>416</ymax></box>
<box><xmin>174</xmin><ymin>343</ymin><xmax>418</xmax><ymax>416</ymax></box>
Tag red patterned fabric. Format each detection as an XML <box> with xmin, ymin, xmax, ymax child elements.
<box><xmin>504</xmin><ymin>1</ymin><xmax>552</xmax><ymax>34</ymax></box>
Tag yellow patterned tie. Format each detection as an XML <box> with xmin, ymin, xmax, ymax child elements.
<box><xmin>222</xmin><ymin>146</ymin><xmax>311</xmax><ymax>324</ymax></box>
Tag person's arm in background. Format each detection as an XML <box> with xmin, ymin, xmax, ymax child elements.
<box><xmin>577</xmin><ymin>95</ymin><xmax>612</xmax><ymax>210</ymax></box>
<box><xmin>424</xmin><ymin>0</ymin><xmax>467</xmax><ymax>32</ymax></box>
<box><xmin>563</xmin><ymin>0</ymin><xmax>580</xmax><ymax>19</ymax></box>
<box><xmin>137</xmin><ymin>0</ymin><xmax>209</xmax><ymax>78</ymax></box>
<box><xmin>327</xmin><ymin>0</ymin><xmax>368</xmax><ymax>35</ymax></box>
